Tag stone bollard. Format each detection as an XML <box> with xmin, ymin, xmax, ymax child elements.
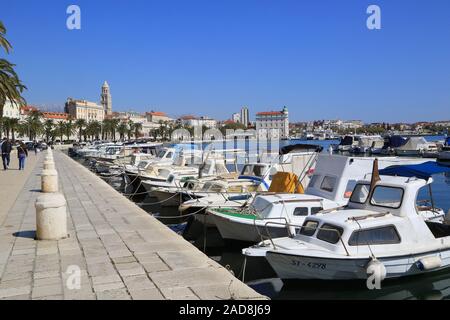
<box><xmin>43</xmin><ymin>160</ymin><xmax>55</xmax><ymax>170</ymax></box>
<box><xmin>35</xmin><ymin>193</ymin><xmax>67</xmax><ymax>240</ymax></box>
<box><xmin>41</xmin><ymin>169</ymin><xmax>58</xmax><ymax>193</ymax></box>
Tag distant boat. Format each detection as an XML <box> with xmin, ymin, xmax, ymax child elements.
<box><xmin>395</xmin><ymin>137</ymin><xmax>439</xmax><ymax>157</ymax></box>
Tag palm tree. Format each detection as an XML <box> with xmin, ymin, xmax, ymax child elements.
<box><xmin>43</xmin><ymin>119</ymin><xmax>54</xmax><ymax>142</ymax></box>
<box><xmin>117</xmin><ymin>122</ymin><xmax>127</xmax><ymax>141</ymax></box>
<box><xmin>56</xmin><ymin>121</ymin><xmax>65</xmax><ymax>142</ymax></box>
<box><xmin>0</xmin><ymin>21</ymin><xmax>26</xmax><ymax>119</ymax></box>
<box><xmin>86</xmin><ymin>121</ymin><xmax>102</xmax><ymax>141</ymax></box>
<box><xmin>8</xmin><ymin>117</ymin><xmax>19</xmax><ymax>141</ymax></box>
<box><xmin>111</xmin><ymin>118</ymin><xmax>120</xmax><ymax>141</ymax></box>
<box><xmin>64</xmin><ymin>120</ymin><xmax>74</xmax><ymax>141</ymax></box>
<box><xmin>127</xmin><ymin>120</ymin><xmax>134</xmax><ymax>141</ymax></box>
<box><xmin>25</xmin><ymin>111</ymin><xmax>43</xmax><ymax>140</ymax></box>
<box><xmin>75</xmin><ymin>119</ymin><xmax>86</xmax><ymax>142</ymax></box>
<box><xmin>134</xmin><ymin>122</ymin><xmax>143</xmax><ymax>139</ymax></box>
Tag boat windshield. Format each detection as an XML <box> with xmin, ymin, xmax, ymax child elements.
<box><xmin>137</xmin><ymin>161</ymin><xmax>148</xmax><ymax>169</ymax></box>
<box><xmin>349</xmin><ymin>184</ymin><xmax>371</xmax><ymax>204</ymax></box>
<box><xmin>241</xmin><ymin>164</ymin><xmax>268</xmax><ymax>177</ymax></box>
<box><xmin>370</xmin><ymin>186</ymin><xmax>404</xmax><ymax>209</ymax></box>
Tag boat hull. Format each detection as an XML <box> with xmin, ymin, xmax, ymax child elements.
<box><xmin>211</xmin><ymin>214</ymin><xmax>289</xmax><ymax>243</ymax></box>
<box><xmin>266</xmin><ymin>250</ymin><xmax>450</xmax><ymax>281</ymax></box>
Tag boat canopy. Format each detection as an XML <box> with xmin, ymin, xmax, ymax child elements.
<box><xmin>279</xmin><ymin>144</ymin><xmax>323</xmax><ymax>155</ymax></box>
<box><xmin>385</xmin><ymin>135</ymin><xmax>407</xmax><ymax>148</ymax></box>
<box><xmin>339</xmin><ymin>136</ymin><xmax>354</xmax><ymax>146</ymax></box>
<box><xmin>396</xmin><ymin>137</ymin><xmax>428</xmax><ymax>150</ymax></box>
<box><xmin>379</xmin><ymin>161</ymin><xmax>450</xmax><ymax>180</ymax></box>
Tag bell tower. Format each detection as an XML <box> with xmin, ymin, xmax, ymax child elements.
<box><xmin>101</xmin><ymin>81</ymin><xmax>112</xmax><ymax>116</ymax></box>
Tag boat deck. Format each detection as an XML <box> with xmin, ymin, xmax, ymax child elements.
<box><xmin>0</xmin><ymin>150</ymin><xmax>266</xmax><ymax>300</ymax></box>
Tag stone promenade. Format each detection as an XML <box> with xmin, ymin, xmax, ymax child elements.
<box><xmin>0</xmin><ymin>150</ymin><xmax>266</xmax><ymax>300</ymax></box>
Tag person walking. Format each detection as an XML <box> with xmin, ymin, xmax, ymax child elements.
<box><xmin>1</xmin><ymin>138</ymin><xmax>12</xmax><ymax>170</ymax></box>
<box><xmin>17</xmin><ymin>141</ymin><xmax>28</xmax><ymax>171</ymax></box>
<box><xmin>33</xmin><ymin>141</ymin><xmax>38</xmax><ymax>156</ymax></box>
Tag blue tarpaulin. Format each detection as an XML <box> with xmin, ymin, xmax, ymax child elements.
<box><xmin>379</xmin><ymin>161</ymin><xmax>450</xmax><ymax>180</ymax></box>
<box><xmin>446</xmin><ymin>137</ymin><xmax>450</xmax><ymax>146</ymax></box>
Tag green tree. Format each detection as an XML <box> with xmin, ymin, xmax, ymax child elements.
<box><xmin>127</xmin><ymin>120</ymin><xmax>134</xmax><ymax>140</ymax></box>
<box><xmin>117</xmin><ymin>122</ymin><xmax>128</xmax><ymax>141</ymax></box>
<box><xmin>86</xmin><ymin>121</ymin><xmax>102</xmax><ymax>140</ymax></box>
<box><xmin>26</xmin><ymin>111</ymin><xmax>43</xmax><ymax>141</ymax></box>
<box><xmin>0</xmin><ymin>21</ymin><xmax>26</xmax><ymax>119</ymax></box>
<box><xmin>43</xmin><ymin>119</ymin><xmax>54</xmax><ymax>142</ymax></box>
<box><xmin>75</xmin><ymin>119</ymin><xmax>86</xmax><ymax>142</ymax></box>
<box><xmin>134</xmin><ymin>122</ymin><xmax>143</xmax><ymax>139</ymax></box>
<box><xmin>64</xmin><ymin>120</ymin><xmax>74</xmax><ymax>141</ymax></box>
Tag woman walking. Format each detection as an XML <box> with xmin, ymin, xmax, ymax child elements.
<box><xmin>17</xmin><ymin>141</ymin><xmax>28</xmax><ymax>170</ymax></box>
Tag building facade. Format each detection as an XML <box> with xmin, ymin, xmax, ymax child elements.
<box><xmin>2</xmin><ymin>99</ymin><xmax>21</xmax><ymax>119</ymax></box>
<box><xmin>65</xmin><ymin>98</ymin><xmax>105</xmax><ymax>122</ymax></box>
<box><xmin>146</xmin><ymin>111</ymin><xmax>172</xmax><ymax>123</ymax></box>
<box><xmin>240</xmin><ymin>106</ymin><xmax>249</xmax><ymax>128</ymax></box>
<box><xmin>256</xmin><ymin>106</ymin><xmax>289</xmax><ymax>139</ymax></box>
<box><xmin>179</xmin><ymin>116</ymin><xmax>217</xmax><ymax>128</ymax></box>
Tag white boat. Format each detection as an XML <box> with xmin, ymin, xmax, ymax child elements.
<box><xmin>333</xmin><ymin>135</ymin><xmax>361</xmax><ymax>152</ymax></box>
<box><xmin>395</xmin><ymin>137</ymin><xmax>438</xmax><ymax>157</ymax></box>
<box><xmin>207</xmin><ymin>154</ymin><xmax>432</xmax><ymax>243</ymax></box>
<box><xmin>438</xmin><ymin>137</ymin><xmax>450</xmax><ymax>165</ymax></box>
<box><xmin>243</xmin><ymin>161</ymin><xmax>450</xmax><ymax>282</ymax></box>
<box><xmin>179</xmin><ymin>145</ymin><xmax>323</xmax><ymax>224</ymax></box>
<box><xmin>351</xmin><ymin>136</ymin><xmax>384</xmax><ymax>154</ymax></box>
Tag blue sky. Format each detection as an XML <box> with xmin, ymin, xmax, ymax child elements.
<box><xmin>2</xmin><ymin>0</ymin><xmax>450</xmax><ymax>122</ymax></box>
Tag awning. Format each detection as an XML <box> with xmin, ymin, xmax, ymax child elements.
<box><xmin>279</xmin><ymin>143</ymin><xmax>323</xmax><ymax>155</ymax></box>
<box><xmin>379</xmin><ymin>161</ymin><xmax>450</xmax><ymax>180</ymax></box>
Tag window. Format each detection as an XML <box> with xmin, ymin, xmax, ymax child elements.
<box><xmin>308</xmin><ymin>175</ymin><xmax>321</xmax><ymax>188</ymax></box>
<box><xmin>311</xmin><ymin>207</ymin><xmax>323</xmax><ymax>215</ymax></box>
<box><xmin>348</xmin><ymin>226</ymin><xmax>401</xmax><ymax>246</ymax></box>
<box><xmin>299</xmin><ymin>220</ymin><xmax>319</xmax><ymax>236</ymax></box>
<box><xmin>317</xmin><ymin>224</ymin><xmax>343</xmax><ymax>244</ymax></box>
<box><xmin>370</xmin><ymin>186</ymin><xmax>404</xmax><ymax>209</ymax></box>
<box><xmin>165</xmin><ymin>152</ymin><xmax>173</xmax><ymax>159</ymax></box>
<box><xmin>293</xmin><ymin>207</ymin><xmax>308</xmax><ymax>216</ymax></box>
<box><xmin>320</xmin><ymin>176</ymin><xmax>337</xmax><ymax>192</ymax></box>
<box><xmin>344</xmin><ymin>180</ymin><xmax>358</xmax><ymax>199</ymax></box>
<box><xmin>350</xmin><ymin>184</ymin><xmax>371</xmax><ymax>204</ymax></box>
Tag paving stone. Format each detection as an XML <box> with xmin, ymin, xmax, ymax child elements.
<box><xmin>96</xmin><ymin>288</ymin><xmax>131</xmax><ymax>300</ymax></box>
<box><xmin>142</xmin><ymin>261</ymin><xmax>170</xmax><ymax>273</ymax></box>
<box><xmin>32</xmin><ymin>284</ymin><xmax>63</xmax><ymax>299</ymax></box>
<box><xmin>93</xmin><ymin>281</ymin><xmax>125</xmax><ymax>293</ymax></box>
<box><xmin>129</xmin><ymin>288</ymin><xmax>165</xmax><ymax>300</ymax></box>
<box><xmin>123</xmin><ymin>275</ymin><xmax>155</xmax><ymax>291</ymax></box>
<box><xmin>0</xmin><ymin>286</ymin><xmax>31</xmax><ymax>298</ymax></box>
<box><xmin>160</xmin><ymin>287</ymin><xmax>199</xmax><ymax>300</ymax></box>
<box><xmin>91</xmin><ymin>274</ymin><xmax>122</xmax><ymax>285</ymax></box>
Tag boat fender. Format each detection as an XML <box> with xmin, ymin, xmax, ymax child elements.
<box><xmin>416</xmin><ymin>256</ymin><xmax>442</xmax><ymax>271</ymax></box>
<box><xmin>366</xmin><ymin>258</ymin><xmax>386</xmax><ymax>283</ymax></box>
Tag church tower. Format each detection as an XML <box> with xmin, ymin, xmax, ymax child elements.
<box><xmin>101</xmin><ymin>81</ymin><xmax>112</xmax><ymax>116</ymax></box>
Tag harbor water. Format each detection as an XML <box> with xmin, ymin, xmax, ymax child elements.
<box><xmin>75</xmin><ymin>135</ymin><xmax>450</xmax><ymax>300</ymax></box>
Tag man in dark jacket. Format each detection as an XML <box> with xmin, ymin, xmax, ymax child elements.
<box><xmin>1</xmin><ymin>138</ymin><xmax>13</xmax><ymax>170</ymax></box>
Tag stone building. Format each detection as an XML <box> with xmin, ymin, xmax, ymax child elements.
<box><xmin>255</xmin><ymin>106</ymin><xmax>289</xmax><ymax>139</ymax></box>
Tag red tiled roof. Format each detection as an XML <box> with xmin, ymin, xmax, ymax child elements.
<box><xmin>180</xmin><ymin>115</ymin><xmax>196</xmax><ymax>120</ymax></box>
<box><xmin>42</xmin><ymin>112</ymin><xmax>69</xmax><ymax>120</ymax></box>
<box><xmin>21</xmin><ymin>105</ymin><xmax>38</xmax><ymax>113</ymax></box>
<box><xmin>146</xmin><ymin>111</ymin><xmax>167</xmax><ymax>116</ymax></box>
<box><xmin>256</xmin><ymin>111</ymin><xmax>283</xmax><ymax>116</ymax></box>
